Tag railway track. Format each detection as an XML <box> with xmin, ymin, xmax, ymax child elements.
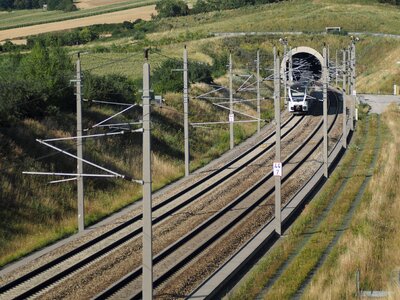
<box><xmin>0</xmin><ymin>114</ymin><xmax>304</xmax><ymax>300</ymax></box>
<box><xmin>93</xmin><ymin>92</ymin><xmax>341</xmax><ymax>299</ymax></box>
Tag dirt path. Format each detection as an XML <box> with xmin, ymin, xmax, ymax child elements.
<box><xmin>0</xmin><ymin>5</ymin><xmax>156</xmax><ymax>42</ymax></box>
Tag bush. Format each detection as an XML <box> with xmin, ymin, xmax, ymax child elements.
<box><xmin>155</xmin><ymin>0</ymin><xmax>189</xmax><ymax>18</ymax></box>
<box><xmin>152</xmin><ymin>58</ymin><xmax>213</xmax><ymax>94</ymax></box>
<box><xmin>83</xmin><ymin>73</ymin><xmax>137</xmax><ymax>104</ymax></box>
<box><xmin>192</xmin><ymin>0</ymin><xmax>283</xmax><ymax>14</ymax></box>
<box><xmin>211</xmin><ymin>53</ymin><xmax>229</xmax><ymax>78</ymax></box>
<box><xmin>0</xmin><ymin>43</ymin><xmax>74</xmax><ymax>124</ymax></box>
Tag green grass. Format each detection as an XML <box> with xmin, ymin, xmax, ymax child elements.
<box><xmin>148</xmin><ymin>0</ymin><xmax>400</xmax><ymax>39</ymax></box>
<box><xmin>67</xmin><ymin>0</ymin><xmax>400</xmax><ymax>93</ymax></box>
<box><xmin>0</xmin><ymin>0</ymin><xmax>157</xmax><ymax>30</ymax></box>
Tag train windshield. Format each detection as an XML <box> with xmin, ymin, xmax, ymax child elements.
<box><xmin>292</xmin><ymin>91</ymin><xmax>304</xmax><ymax>101</ymax></box>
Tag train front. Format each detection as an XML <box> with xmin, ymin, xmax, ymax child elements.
<box><xmin>288</xmin><ymin>83</ymin><xmax>309</xmax><ymax>113</ymax></box>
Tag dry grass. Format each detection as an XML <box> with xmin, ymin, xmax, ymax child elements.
<box><xmin>263</xmin><ymin>114</ymin><xmax>379</xmax><ymax>299</ymax></box>
<box><xmin>302</xmin><ymin>105</ymin><xmax>400</xmax><ymax>299</ymax></box>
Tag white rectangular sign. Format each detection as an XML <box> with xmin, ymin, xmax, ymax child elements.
<box><xmin>229</xmin><ymin>113</ymin><xmax>234</xmax><ymax>123</ymax></box>
<box><xmin>273</xmin><ymin>162</ymin><xmax>282</xmax><ymax>177</ymax></box>
<box><xmin>353</xmin><ymin>90</ymin><xmax>357</xmax><ymax>96</ymax></box>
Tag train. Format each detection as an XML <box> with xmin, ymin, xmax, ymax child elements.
<box><xmin>288</xmin><ymin>82</ymin><xmax>311</xmax><ymax>113</ymax></box>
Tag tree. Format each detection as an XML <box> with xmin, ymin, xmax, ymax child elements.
<box><xmin>152</xmin><ymin>58</ymin><xmax>212</xmax><ymax>94</ymax></box>
<box><xmin>18</xmin><ymin>43</ymin><xmax>74</xmax><ymax>115</ymax></box>
<box><xmin>155</xmin><ymin>0</ymin><xmax>189</xmax><ymax>18</ymax></box>
<box><xmin>83</xmin><ymin>73</ymin><xmax>136</xmax><ymax>104</ymax></box>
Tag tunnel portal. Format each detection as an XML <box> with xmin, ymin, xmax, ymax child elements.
<box><xmin>281</xmin><ymin>46</ymin><xmax>324</xmax><ymax>83</ymax></box>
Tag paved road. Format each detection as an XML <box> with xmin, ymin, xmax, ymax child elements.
<box><xmin>359</xmin><ymin>94</ymin><xmax>400</xmax><ymax>114</ymax></box>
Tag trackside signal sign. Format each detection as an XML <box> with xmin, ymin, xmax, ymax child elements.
<box><xmin>273</xmin><ymin>162</ymin><xmax>282</xmax><ymax>177</ymax></box>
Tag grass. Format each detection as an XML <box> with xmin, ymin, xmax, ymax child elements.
<box><xmin>69</xmin><ymin>0</ymin><xmax>400</xmax><ymax>94</ymax></box>
<box><xmin>0</xmin><ymin>0</ymin><xmax>157</xmax><ymax>30</ymax></box>
<box><xmin>226</xmin><ymin>106</ymin><xmax>378</xmax><ymax>300</ymax></box>
<box><xmin>302</xmin><ymin>104</ymin><xmax>400</xmax><ymax>299</ymax></box>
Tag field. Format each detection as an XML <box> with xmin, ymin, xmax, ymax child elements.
<box><xmin>75</xmin><ymin>0</ymin><xmax>141</xmax><ymax>10</ymax></box>
<box><xmin>0</xmin><ymin>5</ymin><xmax>156</xmax><ymax>41</ymax></box>
<box><xmin>0</xmin><ymin>0</ymin><xmax>157</xmax><ymax>32</ymax></box>
<box><xmin>68</xmin><ymin>0</ymin><xmax>400</xmax><ymax>93</ymax></box>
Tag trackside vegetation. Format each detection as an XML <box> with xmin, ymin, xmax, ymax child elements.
<box><xmin>302</xmin><ymin>104</ymin><xmax>400</xmax><ymax>299</ymax></box>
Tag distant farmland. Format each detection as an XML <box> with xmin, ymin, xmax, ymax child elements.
<box><xmin>75</xmin><ymin>0</ymin><xmax>140</xmax><ymax>10</ymax></box>
<box><xmin>0</xmin><ymin>4</ymin><xmax>156</xmax><ymax>42</ymax></box>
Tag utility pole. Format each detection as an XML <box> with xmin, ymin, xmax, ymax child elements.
<box><xmin>183</xmin><ymin>46</ymin><xmax>190</xmax><ymax>177</ymax></box>
<box><xmin>76</xmin><ymin>53</ymin><xmax>84</xmax><ymax>233</ymax></box>
<box><xmin>351</xmin><ymin>40</ymin><xmax>357</xmax><ymax>123</ymax></box>
<box><xmin>323</xmin><ymin>47</ymin><xmax>329</xmax><ymax>178</ymax></box>
<box><xmin>335</xmin><ymin>50</ymin><xmax>339</xmax><ymax>87</ymax></box>
<box><xmin>229</xmin><ymin>53</ymin><xmax>234</xmax><ymax>150</ymax></box>
<box><xmin>342</xmin><ymin>49</ymin><xmax>347</xmax><ymax>149</ymax></box>
<box><xmin>274</xmin><ymin>47</ymin><xmax>282</xmax><ymax>236</ymax></box>
<box><xmin>142</xmin><ymin>49</ymin><xmax>153</xmax><ymax>300</ymax></box>
<box><xmin>348</xmin><ymin>46</ymin><xmax>354</xmax><ymax>131</ymax></box>
<box><xmin>256</xmin><ymin>49</ymin><xmax>261</xmax><ymax>133</ymax></box>
<box><xmin>289</xmin><ymin>46</ymin><xmax>293</xmax><ymax>85</ymax></box>
<box><xmin>283</xmin><ymin>45</ymin><xmax>287</xmax><ymax>106</ymax></box>
<box><xmin>279</xmin><ymin>37</ymin><xmax>288</xmax><ymax>107</ymax></box>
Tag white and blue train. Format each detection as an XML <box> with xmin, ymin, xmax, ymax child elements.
<box><xmin>288</xmin><ymin>82</ymin><xmax>311</xmax><ymax>113</ymax></box>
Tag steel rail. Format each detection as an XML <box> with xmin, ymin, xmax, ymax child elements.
<box><xmin>97</xmin><ymin>94</ymin><xmax>340</xmax><ymax>299</ymax></box>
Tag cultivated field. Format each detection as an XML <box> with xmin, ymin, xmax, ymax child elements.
<box><xmin>75</xmin><ymin>0</ymin><xmax>139</xmax><ymax>10</ymax></box>
<box><xmin>0</xmin><ymin>0</ymin><xmax>157</xmax><ymax>32</ymax></box>
<box><xmin>0</xmin><ymin>5</ymin><xmax>156</xmax><ymax>41</ymax></box>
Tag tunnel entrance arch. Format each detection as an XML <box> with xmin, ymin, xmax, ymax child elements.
<box><xmin>281</xmin><ymin>46</ymin><xmax>324</xmax><ymax>82</ymax></box>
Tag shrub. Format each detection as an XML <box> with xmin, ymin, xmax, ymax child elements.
<box><xmin>152</xmin><ymin>58</ymin><xmax>213</xmax><ymax>94</ymax></box>
<box><xmin>83</xmin><ymin>73</ymin><xmax>137</xmax><ymax>104</ymax></box>
<box><xmin>155</xmin><ymin>0</ymin><xmax>189</xmax><ymax>18</ymax></box>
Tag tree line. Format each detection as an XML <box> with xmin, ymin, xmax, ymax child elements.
<box><xmin>156</xmin><ymin>0</ymin><xmax>283</xmax><ymax>17</ymax></box>
<box><xmin>0</xmin><ymin>0</ymin><xmax>76</xmax><ymax>11</ymax></box>
<box><xmin>0</xmin><ymin>43</ymin><xmax>136</xmax><ymax>125</ymax></box>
